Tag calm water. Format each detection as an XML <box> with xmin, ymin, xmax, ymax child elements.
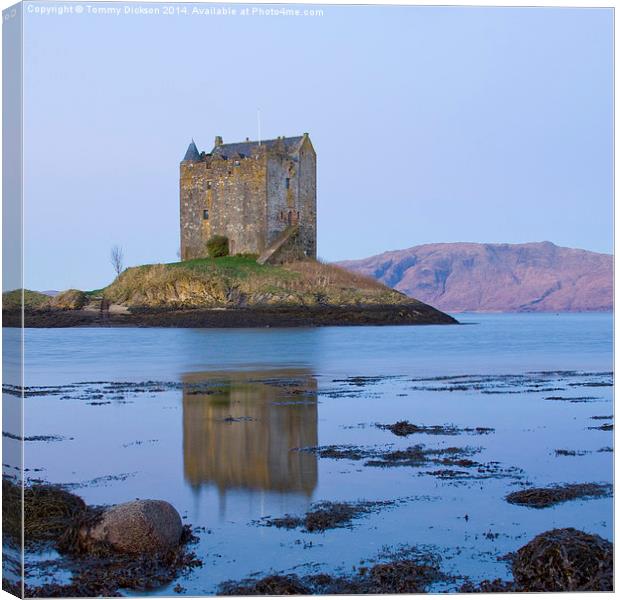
<box><xmin>5</xmin><ymin>313</ymin><xmax>614</xmax><ymax>593</ymax></box>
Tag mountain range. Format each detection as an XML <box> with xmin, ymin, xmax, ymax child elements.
<box><xmin>338</xmin><ymin>241</ymin><xmax>612</xmax><ymax>313</ymax></box>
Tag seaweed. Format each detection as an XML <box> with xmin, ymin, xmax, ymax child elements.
<box><xmin>554</xmin><ymin>449</ymin><xmax>589</xmax><ymax>457</ymax></box>
<box><xmin>545</xmin><ymin>396</ymin><xmax>600</xmax><ymax>403</ymax></box>
<box><xmin>219</xmin><ymin>574</ymin><xmax>311</xmax><ymax>595</ymax></box>
<box><xmin>312</xmin><ymin>445</ymin><xmax>367</xmax><ymax>460</ymax></box>
<box><xmin>261</xmin><ymin>500</ymin><xmax>394</xmax><ymax>532</ymax></box>
<box><xmin>366</xmin><ymin>445</ymin><xmax>478</xmax><ymax>468</ymax></box>
<box><xmin>363</xmin><ymin>560</ymin><xmax>444</xmax><ymax>593</ymax></box>
<box><xmin>460</xmin><ymin>578</ymin><xmax>517</xmax><ymax>593</ymax></box>
<box><xmin>295</xmin><ymin>443</ymin><xmax>521</xmax><ymax>480</ymax></box>
<box><xmin>3</xmin><ymin>479</ymin><xmax>87</xmax><ymax>549</ymax></box>
<box><xmin>23</xmin><ymin>533</ymin><xmax>202</xmax><ymax>598</ymax></box>
<box><xmin>588</xmin><ymin>423</ymin><xmax>613</xmax><ymax>431</ymax></box>
<box><xmin>219</xmin><ymin>552</ymin><xmax>445</xmax><ymax>595</ymax></box>
<box><xmin>512</xmin><ymin>528</ymin><xmax>612</xmax><ymax>591</ymax></box>
<box><xmin>377</xmin><ymin>420</ymin><xmax>494</xmax><ymax>437</ymax></box>
<box><xmin>422</xmin><ymin>469</ymin><xmax>471</xmax><ymax>480</ymax></box>
<box><xmin>2</xmin><ymin>432</ymin><xmax>70</xmax><ymax>442</ymax></box>
<box><xmin>506</xmin><ymin>483</ymin><xmax>611</xmax><ymax>508</ymax></box>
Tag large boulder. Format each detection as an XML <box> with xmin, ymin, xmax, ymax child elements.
<box><xmin>513</xmin><ymin>528</ymin><xmax>612</xmax><ymax>591</ymax></box>
<box><xmin>81</xmin><ymin>499</ymin><xmax>183</xmax><ymax>554</ymax></box>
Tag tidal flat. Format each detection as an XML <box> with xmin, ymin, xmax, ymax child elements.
<box><xmin>2</xmin><ymin>313</ymin><xmax>613</xmax><ymax>594</ymax></box>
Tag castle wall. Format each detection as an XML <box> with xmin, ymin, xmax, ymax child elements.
<box><xmin>180</xmin><ymin>161</ymin><xmax>209</xmax><ymax>260</ymax></box>
<box><xmin>205</xmin><ymin>155</ymin><xmax>267</xmax><ymax>255</ymax></box>
<box><xmin>297</xmin><ymin>139</ymin><xmax>317</xmax><ymax>258</ymax></box>
<box><xmin>266</xmin><ymin>148</ymin><xmax>299</xmax><ymax>247</ymax></box>
<box><xmin>265</xmin><ymin>138</ymin><xmax>316</xmax><ymax>259</ymax></box>
<box><xmin>180</xmin><ymin>154</ymin><xmax>268</xmax><ymax>259</ymax></box>
<box><xmin>180</xmin><ymin>136</ymin><xmax>316</xmax><ymax>261</ymax></box>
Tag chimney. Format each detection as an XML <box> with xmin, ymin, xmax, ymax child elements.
<box><xmin>214</xmin><ymin>136</ymin><xmax>223</xmax><ymax>147</ymax></box>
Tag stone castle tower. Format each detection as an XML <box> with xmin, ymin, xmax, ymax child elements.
<box><xmin>180</xmin><ymin>133</ymin><xmax>316</xmax><ymax>263</ymax></box>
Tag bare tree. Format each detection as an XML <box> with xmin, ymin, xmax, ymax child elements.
<box><xmin>110</xmin><ymin>245</ymin><xmax>124</xmax><ymax>276</ymax></box>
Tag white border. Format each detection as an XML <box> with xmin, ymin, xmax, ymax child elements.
<box><xmin>0</xmin><ymin>2</ymin><xmax>615</xmax><ymax>599</ymax></box>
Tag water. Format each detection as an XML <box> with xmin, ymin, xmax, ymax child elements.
<box><xmin>18</xmin><ymin>313</ymin><xmax>613</xmax><ymax>384</ymax></box>
<box><xmin>5</xmin><ymin>313</ymin><xmax>614</xmax><ymax>593</ymax></box>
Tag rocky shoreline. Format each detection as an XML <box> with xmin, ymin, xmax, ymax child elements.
<box><xmin>5</xmin><ymin>302</ymin><xmax>458</xmax><ymax>328</ymax></box>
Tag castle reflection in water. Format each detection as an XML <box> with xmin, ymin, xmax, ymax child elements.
<box><xmin>182</xmin><ymin>370</ymin><xmax>318</xmax><ymax>496</ymax></box>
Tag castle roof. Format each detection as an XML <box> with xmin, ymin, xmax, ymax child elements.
<box><xmin>211</xmin><ymin>136</ymin><xmax>304</xmax><ymax>158</ymax></box>
<box><xmin>183</xmin><ymin>140</ymin><xmax>200</xmax><ymax>161</ymax></box>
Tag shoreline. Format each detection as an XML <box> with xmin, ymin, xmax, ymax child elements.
<box><xmin>4</xmin><ymin>302</ymin><xmax>458</xmax><ymax>329</ymax></box>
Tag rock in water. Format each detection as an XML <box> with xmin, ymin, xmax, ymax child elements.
<box><xmin>83</xmin><ymin>499</ymin><xmax>183</xmax><ymax>554</ymax></box>
<box><xmin>512</xmin><ymin>528</ymin><xmax>613</xmax><ymax>591</ymax></box>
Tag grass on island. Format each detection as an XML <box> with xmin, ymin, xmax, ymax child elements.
<box><xmin>3</xmin><ymin>256</ymin><xmax>411</xmax><ymax>311</ymax></box>
<box><xmin>3</xmin><ymin>289</ymin><xmax>89</xmax><ymax>311</ymax></box>
<box><xmin>2</xmin><ymin>289</ymin><xmax>51</xmax><ymax>311</ymax></box>
<box><xmin>102</xmin><ymin>255</ymin><xmax>408</xmax><ymax>309</ymax></box>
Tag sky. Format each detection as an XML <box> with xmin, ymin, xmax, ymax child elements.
<box><xmin>17</xmin><ymin>2</ymin><xmax>614</xmax><ymax>291</ymax></box>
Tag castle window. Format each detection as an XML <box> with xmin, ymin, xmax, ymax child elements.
<box><xmin>203</xmin><ymin>209</ymin><xmax>209</xmax><ymax>220</ymax></box>
<box><xmin>206</xmin><ymin>181</ymin><xmax>212</xmax><ymax>189</ymax></box>
<box><xmin>285</xmin><ymin>178</ymin><xmax>290</xmax><ymax>189</ymax></box>
<box><xmin>234</xmin><ymin>160</ymin><xmax>240</xmax><ymax>166</ymax></box>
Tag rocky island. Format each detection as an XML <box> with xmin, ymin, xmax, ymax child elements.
<box><xmin>2</xmin><ymin>133</ymin><xmax>457</xmax><ymax>329</ymax></box>
<box><xmin>3</xmin><ymin>256</ymin><xmax>457</xmax><ymax>328</ymax></box>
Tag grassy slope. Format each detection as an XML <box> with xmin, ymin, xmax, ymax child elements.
<box><xmin>103</xmin><ymin>256</ymin><xmax>411</xmax><ymax>309</ymax></box>
<box><xmin>2</xmin><ymin>289</ymin><xmax>50</xmax><ymax>311</ymax></box>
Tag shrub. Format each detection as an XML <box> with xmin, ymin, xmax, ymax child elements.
<box><xmin>206</xmin><ymin>235</ymin><xmax>230</xmax><ymax>258</ymax></box>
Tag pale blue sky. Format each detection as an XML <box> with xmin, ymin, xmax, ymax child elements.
<box><xmin>21</xmin><ymin>3</ymin><xmax>613</xmax><ymax>290</ymax></box>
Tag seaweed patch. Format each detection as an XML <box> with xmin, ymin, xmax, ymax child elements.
<box><xmin>376</xmin><ymin>421</ymin><xmax>494</xmax><ymax>437</ymax></box>
<box><xmin>505</xmin><ymin>483</ymin><xmax>611</xmax><ymax>508</ymax></box>
<box><xmin>259</xmin><ymin>499</ymin><xmax>396</xmax><ymax>532</ymax></box>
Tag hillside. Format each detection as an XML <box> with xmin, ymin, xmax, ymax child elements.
<box><xmin>338</xmin><ymin>242</ymin><xmax>612</xmax><ymax>313</ymax></box>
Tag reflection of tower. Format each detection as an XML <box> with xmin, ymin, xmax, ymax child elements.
<box><xmin>182</xmin><ymin>370</ymin><xmax>318</xmax><ymax>496</ymax></box>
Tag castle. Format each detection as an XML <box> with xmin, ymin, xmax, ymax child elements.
<box><xmin>180</xmin><ymin>133</ymin><xmax>316</xmax><ymax>263</ymax></box>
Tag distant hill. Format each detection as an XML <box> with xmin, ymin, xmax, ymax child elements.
<box><xmin>338</xmin><ymin>242</ymin><xmax>613</xmax><ymax>313</ymax></box>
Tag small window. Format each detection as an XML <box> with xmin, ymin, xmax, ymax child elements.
<box><xmin>285</xmin><ymin>178</ymin><xmax>290</xmax><ymax>189</ymax></box>
<box><xmin>203</xmin><ymin>209</ymin><xmax>209</xmax><ymax>220</ymax></box>
<box><xmin>234</xmin><ymin>160</ymin><xmax>240</xmax><ymax>166</ymax></box>
<box><xmin>206</xmin><ymin>181</ymin><xmax>212</xmax><ymax>189</ymax></box>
